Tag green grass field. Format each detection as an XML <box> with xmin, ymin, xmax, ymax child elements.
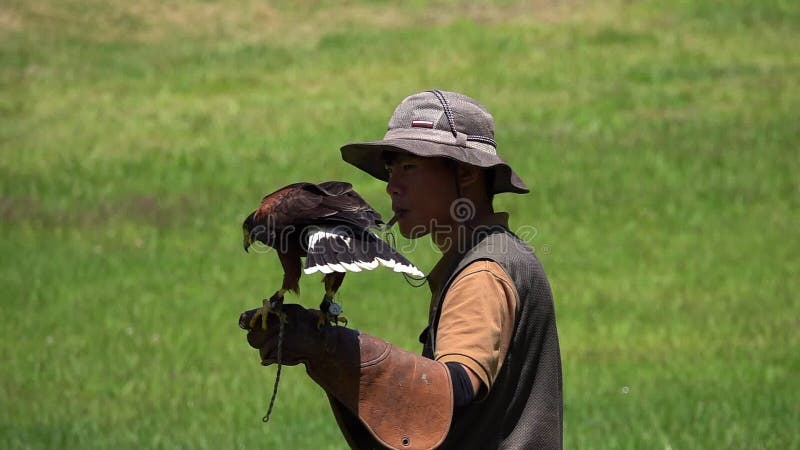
<box><xmin>2</xmin><ymin>1</ymin><xmax>798</xmax><ymax>448</ymax></box>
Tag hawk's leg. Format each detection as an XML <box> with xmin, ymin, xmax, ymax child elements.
<box><xmin>316</xmin><ymin>273</ymin><xmax>347</xmax><ymax>328</ymax></box>
<box><xmin>249</xmin><ymin>289</ymin><xmax>288</xmax><ymax>330</ymax></box>
<box><xmin>316</xmin><ymin>294</ymin><xmax>348</xmax><ymax>329</ymax></box>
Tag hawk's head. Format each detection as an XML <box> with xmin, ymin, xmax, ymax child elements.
<box><xmin>242</xmin><ymin>223</ymin><xmax>253</xmax><ymax>252</ymax></box>
<box><xmin>242</xmin><ymin>212</ymin><xmax>276</xmax><ymax>252</ymax></box>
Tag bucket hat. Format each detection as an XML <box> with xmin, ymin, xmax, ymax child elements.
<box><xmin>340</xmin><ymin>89</ymin><xmax>529</xmax><ymax>194</ymax></box>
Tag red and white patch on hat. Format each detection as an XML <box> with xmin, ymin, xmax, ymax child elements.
<box><xmin>411</xmin><ymin>120</ymin><xmax>434</xmax><ymax>128</ymax></box>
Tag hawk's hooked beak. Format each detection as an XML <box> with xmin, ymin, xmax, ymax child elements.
<box><xmin>242</xmin><ymin>227</ymin><xmax>252</xmax><ymax>253</ymax></box>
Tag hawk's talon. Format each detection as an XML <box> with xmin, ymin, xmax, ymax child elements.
<box><xmin>249</xmin><ymin>291</ymin><xmax>286</xmax><ymax>330</ymax></box>
<box><xmin>310</xmin><ymin>310</ymin><xmax>348</xmax><ymax>329</ymax></box>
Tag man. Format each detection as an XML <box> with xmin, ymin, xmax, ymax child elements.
<box><xmin>242</xmin><ymin>90</ymin><xmax>562</xmax><ymax>449</ymax></box>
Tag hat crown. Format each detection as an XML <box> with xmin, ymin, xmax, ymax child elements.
<box><xmin>388</xmin><ymin>90</ymin><xmax>495</xmax><ymax>141</ymax></box>
<box><xmin>339</xmin><ymin>89</ymin><xmax>530</xmax><ymax>194</ymax></box>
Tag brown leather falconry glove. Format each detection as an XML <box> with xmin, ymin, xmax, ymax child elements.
<box><xmin>240</xmin><ymin>304</ymin><xmax>453</xmax><ymax>450</ymax></box>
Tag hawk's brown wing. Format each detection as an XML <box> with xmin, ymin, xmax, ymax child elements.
<box><xmin>252</xmin><ymin>182</ymin><xmax>340</xmax><ymax>227</ymax></box>
<box><xmin>315</xmin><ymin>182</ymin><xmax>383</xmax><ymax>229</ymax></box>
<box><xmin>315</xmin><ymin>181</ymin><xmax>353</xmax><ymax>196</ymax></box>
<box><xmin>252</xmin><ymin>181</ymin><xmax>382</xmax><ymax>230</ymax></box>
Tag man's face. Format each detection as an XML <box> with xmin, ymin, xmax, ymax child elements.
<box><xmin>385</xmin><ymin>154</ymin><xmax>457</xmax><ymax>239</ymax></box>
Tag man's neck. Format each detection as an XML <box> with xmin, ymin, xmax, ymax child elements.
<box><xmin>432</xmin><ymin>203</ymin><xmax>495</xmax><ymax>255</ymax></box>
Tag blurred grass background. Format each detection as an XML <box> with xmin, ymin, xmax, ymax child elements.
<box><xmin>1</xmin><ymin>0</ymin><xmax>798</xmax><ymax>448</ymax></box>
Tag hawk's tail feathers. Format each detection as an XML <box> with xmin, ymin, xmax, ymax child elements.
<box><xmin>351</xmin><ymin>236</ymin><xmax>425</xmax><ymax>278</ymax></box>
<box><xmin>304</xmin><ymin>228</ymin><xmax>346</xmax><ymax>275</ymax></box>
<box><xmin>303</xmin><ymin>228</ymin><xmax>424</xmax><ymax>278</ymax></box>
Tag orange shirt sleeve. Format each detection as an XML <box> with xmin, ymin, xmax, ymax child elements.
<box><xmin>433</xmin><ymin>260</ymin><xmax>518</xmax><ymax>398</ymax></box>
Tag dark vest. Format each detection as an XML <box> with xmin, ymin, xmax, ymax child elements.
<box><xmin>422</xmin><ymin>227</ymin><xmax>563</xmax><ymax>450</ymax></box>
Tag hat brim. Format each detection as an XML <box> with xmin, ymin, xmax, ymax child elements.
<box><xmin>340</xmin><ymin>139</ymin><xmax>529</xmax><ymax>194</ymax></box>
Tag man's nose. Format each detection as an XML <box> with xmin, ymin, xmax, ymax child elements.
<box><xmin>386</xmin><ymin>173</ymin><xmax>402</xmax><ymax>197</ymax></box>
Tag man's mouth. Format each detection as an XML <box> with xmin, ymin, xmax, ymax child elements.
<box><xmin>392</xmin><ymin>208</ymin><xmax>408</xmax><ymax>218</ymax></box>
<box><xmin>385</xmin><ymin>208</ymin><xmax>407</xmax><ymax>228</ymax></box>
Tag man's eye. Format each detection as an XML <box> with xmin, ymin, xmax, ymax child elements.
<box><xmin>402</xmin><ymin>163</ymin><xmax>417</xmax><ymax>170</ymax></box>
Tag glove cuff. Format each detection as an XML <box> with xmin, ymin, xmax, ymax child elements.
<box><xmin>307</xmin><ymin>330</ymin><xmax>453</xmax><ymax>450</ymax></box>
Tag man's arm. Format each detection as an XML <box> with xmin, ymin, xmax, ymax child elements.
<box><xmin>434</xmin><ymin>260</ymin><xmax>518</xmax><ymax>400</ymax></box>
<box><xmin>446</xmin><ymin>361</ymin><xmax>479</xmax><ymax>408</ymax></box>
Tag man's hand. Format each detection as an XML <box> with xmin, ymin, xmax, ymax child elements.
<box><xmin>239</xmin><ymin>303</ymin><xmax>325</xmax><ymax>366</ymax></box>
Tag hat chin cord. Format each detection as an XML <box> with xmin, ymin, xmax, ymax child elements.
<box><xmin>451</xmin><ymin>161</ymin><xmax>477</xmax><ymax>234</ymax></box>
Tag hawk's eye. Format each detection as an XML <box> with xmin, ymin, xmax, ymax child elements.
<box><xmin>252</xmin><ymin>225</ymin><xmax>272</xmax><ymax>242</ymax></box>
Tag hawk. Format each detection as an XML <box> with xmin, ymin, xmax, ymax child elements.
<box><xmin>242</xmin><ymin>181</ymin><xmax>423</xmax><ymax>328</ymax></box>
